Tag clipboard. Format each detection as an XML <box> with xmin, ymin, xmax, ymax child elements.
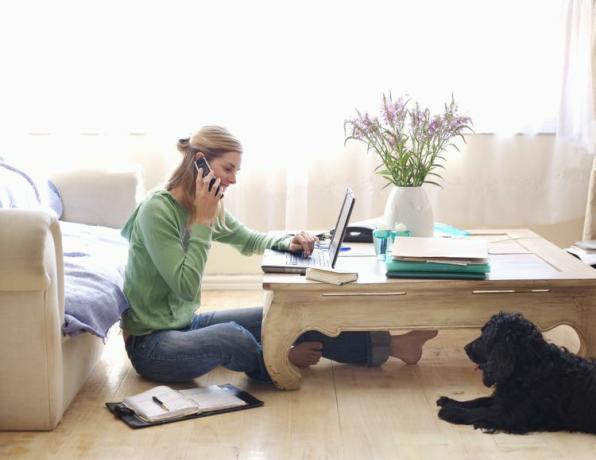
<box><xmin>106</xmin><ymin>384</ymin><xmax>263</xmax><ymax>429</ymax></box>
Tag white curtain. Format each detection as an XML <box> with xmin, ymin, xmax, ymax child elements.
<box><xmin>0</xmin><ymin>0</ymin><xmax>594</xmax><ymax>231</ymax></box>
<box><xmin>425</xmin><ymin>0</ymin><xmax>595</xmax><ymax>229</ymax></box>
<box><xmin>557</xmin><ymin>0</ymin><xmax>595</xmax><ymax>153</ymax></box>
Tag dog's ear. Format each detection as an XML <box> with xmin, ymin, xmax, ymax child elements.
<box><xmin>484</xmin><ymin>312</ymin><xmax>542</xmax><ymax>386</ymax></box>
<box><xmin>484</xmin><ymin>334</ymin><xmax>516</xmax><ymax>386</ymax></box>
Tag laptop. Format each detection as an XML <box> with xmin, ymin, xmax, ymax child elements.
<box><xmin>261</xmin><ymin>188</ymin><xmax>356</xmax><ymax>274</ymax></box>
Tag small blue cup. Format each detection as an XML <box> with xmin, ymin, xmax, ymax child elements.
<box><xmin>373</xmin><ymin>229</ymin><xmax>411</xmax><ymax>260</ymax></box>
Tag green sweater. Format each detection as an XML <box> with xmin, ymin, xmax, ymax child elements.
<box><xmin>120</xmin><ymin>190</ymin><xmax>290</xmax><ymax>336</ymax></box>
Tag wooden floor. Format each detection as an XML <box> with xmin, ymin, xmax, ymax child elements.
<box><xmin>2</xmin><ymin>290</ymin><xmax>595</xmax><ymax>460</ymax></box>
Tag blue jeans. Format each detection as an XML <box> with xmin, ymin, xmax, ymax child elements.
<box><xmin>125</xmin><ymin>307</ymin><xmax>390</xmax><ymax>383</ymax></box>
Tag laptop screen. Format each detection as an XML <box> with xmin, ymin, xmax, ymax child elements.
<box><xmin>328</xmin><ymin>188</ymin><xmax>355</xmax><ymax>266</ymax></box>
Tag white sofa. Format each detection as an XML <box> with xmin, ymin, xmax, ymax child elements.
<box><xmin>0</xmin><ymin>169</ymin><xmax>141</xmax><ymax>431</ymax></box>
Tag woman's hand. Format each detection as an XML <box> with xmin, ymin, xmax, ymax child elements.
<box><xmin>288</xmin><ymin>231</ymin><xmax>318</xmax><ymax>257</ymax></box>
<box><xmin>193</xmin><ymin>169</ymin><xmax>223</xmax><ymax>226</ymax></box>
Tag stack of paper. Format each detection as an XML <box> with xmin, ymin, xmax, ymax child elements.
<box><xmin>386</xmin><ymin>237</ymin><xmax>490</xmax><ymax>279</ymax></box>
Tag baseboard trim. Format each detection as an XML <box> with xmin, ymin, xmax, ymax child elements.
<box><xmin>202</xmin><ymin>274</ymin><xmax>263</xmax><ymax>290</ymax></box>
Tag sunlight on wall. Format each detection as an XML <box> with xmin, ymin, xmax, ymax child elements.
<box><xmin>1</xmin><ymin>0</ymin><xmax>587</xmax><ymax>235</ymax></box>
<box><xmin>0</xmin><ymin>0</ymin><xmax>562</xmax><ymax>139</ymax></box>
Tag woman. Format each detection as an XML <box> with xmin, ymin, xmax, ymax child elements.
<box><xmin>120</xmin><ymin>125</ymin><xmax>437</xmax><ymax>383</ymax></box>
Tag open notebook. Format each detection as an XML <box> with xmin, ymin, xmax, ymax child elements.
<box><xmin>107</xmin><ymin>384</ymin><xmax>263</xmax><ymax>428</ymax></box>
<box><xmin>118</xmin><ymin>384</ymin><xmax>251</xmax><ymax>423</ymax></box>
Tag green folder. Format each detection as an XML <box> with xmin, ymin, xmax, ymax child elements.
<box><xmin>386</xmin><ymin>271</ymin><xmax>487</xmax><ymax>280</ymax></box>
<box><xmin>385</xmin><ymin>259</ymin><xmax>490</xmax><ymax>274</ymax></box>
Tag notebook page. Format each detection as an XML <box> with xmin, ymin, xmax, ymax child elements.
<box><xmin>178</xmin><ymin>385</ymin><xmax>247</xmax><ymax>411</ymax></box>
<box><xmin>123</xmin><ymin>385</ymin><xmax>199</xmax><ymax>421</ymax></box>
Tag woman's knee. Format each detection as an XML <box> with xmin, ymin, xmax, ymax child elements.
<box><xmin>216</xmin><ymin>322</ymin><xmax>261</xmax><ymax>350</ymax></box>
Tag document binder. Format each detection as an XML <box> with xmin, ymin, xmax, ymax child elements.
<box><xmin>106</xmin><ymin>384</ymin><xmax>263</xmax><ymax>429</ymax></box>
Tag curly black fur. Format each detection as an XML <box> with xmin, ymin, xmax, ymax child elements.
<box><xmin>436</xmin><ymin>312</ymin><xmax>596</xmax><ymax>434</ymax></box>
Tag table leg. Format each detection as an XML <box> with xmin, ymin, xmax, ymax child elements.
<box><xmin>576</xmin><ymin>304</ymin><xmax>596</xmax><ymax>358</ymax></box>
<box><xmin>262</xmin><ymin>291</ymin><xmax>306</xmax><ymax>390</ymax></box>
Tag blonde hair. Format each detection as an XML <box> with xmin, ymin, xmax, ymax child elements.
<box><xmin>166</xmin><ymin>125</ymin><xmax>242</xmax><ymax>229</ymax></box>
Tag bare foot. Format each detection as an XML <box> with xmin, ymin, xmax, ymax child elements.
<box><xmin>390</xmin><ymin>330</ymin><xmax>438</xmax><ymax>365</ymax></box>
<box><xmin>289</xmin><ymin>341</ymin><xmax>323</xmax><ymax>368</ymax></box>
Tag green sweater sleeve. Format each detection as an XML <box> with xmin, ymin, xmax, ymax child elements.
<box><xmin>137</xmin><ymin>197</ymin><xmax>212</xmax><ymax>302</ymax></box>
<box><xmin>213</xmin><ymin>210</ymin><xmax>291</xmax><ymax>254</ymax></box>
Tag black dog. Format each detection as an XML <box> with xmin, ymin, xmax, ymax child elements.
<box><xmin>437</xmin><ymin>312</ymin><xmax>596</xmax><ymax>434</ymax></box>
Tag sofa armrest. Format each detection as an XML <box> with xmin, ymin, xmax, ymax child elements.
<box><xmin>50</xmin><ymin>169</ymin><xmax>143</xmax><ymax>229</ymax></box>
<box><xmin>0</xmin><ymin>209</ymin><xmax>67</xmax><ymax>429</ymax></box>
<box><xmin>0</xmin><ymin>209</ymin><xmax>63</xmax><ymax>299</ymax></box>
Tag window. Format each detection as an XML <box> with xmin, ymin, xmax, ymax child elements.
<box><xmin>0</xmin><ymin>0</ymin><xmax>564</xmax><ymax>141</ymax></box>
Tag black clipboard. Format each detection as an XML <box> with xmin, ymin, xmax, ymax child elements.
<box><xmin>106</xmin><ymin>384</ymin><xmax>263</xmax><ymax>429</ymax></box>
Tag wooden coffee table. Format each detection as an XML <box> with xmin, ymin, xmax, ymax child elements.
<box><xmin>261</xmin><ymin>229</ymin><xmax>596</xmax><ymax>389</ymax></box>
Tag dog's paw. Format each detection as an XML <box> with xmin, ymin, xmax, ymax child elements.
<box><xmin>438</xmin><ymin>406</ymin><xmax>470</xmax><ymax>425</ymax></box>
<box><xmin>438</xmin><ymin>406</ymin><xmax>454</xmax><ymax>421</ymax></box>
<box><xmin>436</xmin><ymin>396</ymin><xmax>457</xmax><ymax>407</ymax></box>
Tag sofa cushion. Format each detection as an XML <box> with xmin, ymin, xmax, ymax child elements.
<box><xmin>60</xmin><ymin>221</ymin><xmax>129</xmax><ymax>338</ymax></box>
<box><xmin>0</xmin><ymin>161</ymin><xmax>64</xmax><ymax>219</ymax></box>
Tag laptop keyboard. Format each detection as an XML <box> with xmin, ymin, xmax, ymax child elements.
<box><xmin>286</xmin><ymin>249</ymin><xmax>330</xmax><ymax>267</ymax></box>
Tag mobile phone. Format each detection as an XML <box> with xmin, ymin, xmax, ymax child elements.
<box><xmin>194</xmin><ymin>157</ymin><xmax>220</xmax><ymax>193</ymax></box>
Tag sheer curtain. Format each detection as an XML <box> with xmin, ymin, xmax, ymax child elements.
<box><xmin>557</xmin><ymin>0</ymin><xmax>594</xmax><ymax>153</ymax></box>
<box><xmin>0</xmin><ymin>0</ymin><xmax>593</xmax><ymax>231</ymax></box>
<box><xmin>425</xmin><ymin>0</ymin><xmax>595</xmax><ymax>229</ymax></box>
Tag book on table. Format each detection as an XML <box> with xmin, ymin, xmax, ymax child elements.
<box><xmin>387</xmin><ymin>237</ymin><xmax>490</xmax><ymax>279</ymax></box>
<box><xmin>386</xmin><ymin>259</ymin><xmax>490</xmax><ymax>274</ymax></box>
<box><xmin>106</xmin><ymin>384</ymin><xmax>263</xmax><ymax>428</ymax></box>
<box><xmin>385</xmin><ymin>271</ymin><xmax>488</xmax><ymax>280</ymax></box>
<box><xmin>305</xmin><ymin>266</ymin><xmax>358</xmax><ymax>285</ymax></box>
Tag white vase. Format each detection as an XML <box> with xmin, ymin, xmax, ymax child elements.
<box><xmin>383</xmin><ymin>186</ymin><xmax>434</xmax><ymax>237</ymax></box>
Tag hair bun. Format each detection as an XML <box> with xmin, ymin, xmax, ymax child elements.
<box><xmin>176</xmin><ymin>137</ymin><xmax>192</xmax><ymax>155</ymax></box>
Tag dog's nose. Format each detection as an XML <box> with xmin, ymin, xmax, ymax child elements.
<box><xmin>464</xmin><ymin>341</ymin><xmax>476</xmax><ymax>360</ymax></box>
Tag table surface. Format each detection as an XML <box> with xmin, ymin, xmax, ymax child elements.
<box><xmin>263</xmin><ymin>229</ymin><xmax>596</xmax><ymax>290</ymax></box>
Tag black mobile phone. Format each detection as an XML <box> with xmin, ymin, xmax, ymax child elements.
<box><xmin>194</xmin><ymin>157</ymin><xmax>220</xmax><ymax>193</ymax></box>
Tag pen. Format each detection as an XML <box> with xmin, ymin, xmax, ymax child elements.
<box><xmin>152</xmin><ymin>396</ymin><xmax>170</xmax><ymax>411</ymax></box>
